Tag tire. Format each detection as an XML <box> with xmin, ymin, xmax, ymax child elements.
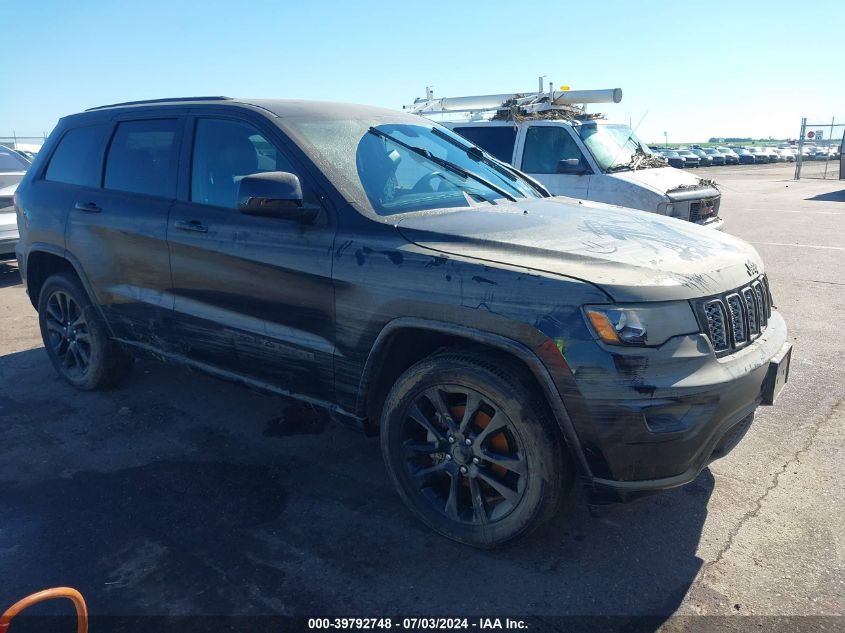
<box><xmin>37</xmin><ymin>272</ymin><xmax>133</xmax><ymax>390</ymax></box>
<box><xmin>380</xmin><ymin>350</ymin><xmax>572</xmax><ymax>547</ymax></box>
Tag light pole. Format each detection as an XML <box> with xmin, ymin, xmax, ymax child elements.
<box><xmin>664</xmin><ymin>131</ymin><xmax>668</xmax><ymax>147</ymax></box>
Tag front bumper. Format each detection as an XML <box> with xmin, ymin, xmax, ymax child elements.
<box><xmin>568</xmin><ymin>311</ymin><xmax>789</xmax><ymax>504</ymax></box>
<box><xmin>696</xmin><ymin>216</ymin><xmax>724</xmax><ymax>231</ymax></box>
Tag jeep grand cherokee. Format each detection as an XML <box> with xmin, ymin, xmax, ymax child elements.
<box><xmin>14</xmin><ymin>97</ymin><xmax>791</xmax><ymax>546</ymax></box>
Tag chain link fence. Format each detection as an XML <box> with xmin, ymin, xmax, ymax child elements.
<box><xmin>793</xmin><ymin>118</ymin><xmax>844</xmax><ymax>180</ymax></box>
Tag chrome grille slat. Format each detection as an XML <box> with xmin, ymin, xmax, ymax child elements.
<box><xmin>704</xmin><ymin>300</ymin><xmax>729</xmax><ymax>351</ymax></box>
<box><xmin>752</xmin><ymin>281</ymin><xmax>767</xmax><ymax>328</ymax></box>
<box><xmin>761</xmin><ymin>275</ymin><xmax>773</xmax><ymax>317</ymax></box>
<box><xmin>726</xmin><ymin>294</ymin><xmax>746</xmax><ymax>344</ymax></box>
<box><xmin>743</xmin><ymin>287</ymin><xmax>759</xmax><ymax>336</ymax></box>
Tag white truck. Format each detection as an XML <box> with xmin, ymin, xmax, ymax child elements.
<box><xmin>406</xmin><ymin>85</ymin><xmax>724</xmax><ymax>229</ymax></box>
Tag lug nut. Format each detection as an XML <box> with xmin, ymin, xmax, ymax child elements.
<box><xmin>445</xmin><ymin>454</ymin><xmax>452</xmax><ymax>460</ymax></box>
<box><xmin>448</xmin><ymin>436</ymin><xmax>455</xmax><ymax>443</ymax></box>
<box><xmin>460</xmin><ymin>466</ymin><xmax>468</xmax><ymax>474</ymax></box>
<box><xmin>472</xmin><ymin>457</ymin><xmax>479</xmax><ymax>464</ymax></box>
<box><xmin>464</xmin><ymin>438</ymin><xmax>472</xmax><ymax>446</ymax></box>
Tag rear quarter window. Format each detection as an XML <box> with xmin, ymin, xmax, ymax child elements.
<box><xmin>452</xmin><ymin>126</ymin><xmax>517</xmax><ymax>163</ymax></box>
<box><xmin>104</xmin><ymin>119</ymin><xmax>180</xmax><ymax>198</ymax></box>
<box><xmin>44</xmin><ymin>125</ymin><xmax>108</xmax><ymax>187</ymax></box>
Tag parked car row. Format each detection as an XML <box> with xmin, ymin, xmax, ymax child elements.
<box><xmin>794</xmin><ymin>144</ymin><xmax>841</xmax><ymax>160</ymax></box>
<box><xmin>651</xmin><ymin>143</ymin><xmax>841</xmax><ymax>167</ymax></box>
<box><xmin>651</xmin><ymin>145</ymin><xmax>792</xmax><ymax>167</ymax></box>
<box><xmin>0</xmin><ymin>146</ymin><xmax>31</xmax><ymax>258</ymax></box>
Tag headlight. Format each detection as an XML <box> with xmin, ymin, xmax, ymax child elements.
<box><xmin>657</xmin><ymin>201</ymin><xmax>674</xmax><ymax>217</ymax></box>
<box><xmin>583</xmin><ymin>302</ymin><xmax>700</xmax><ymax>347</ymax></box>
<box><xmin>659</xmin><ymin>200</ymin><xmax>689</xmax><ymax>221</ymax></box>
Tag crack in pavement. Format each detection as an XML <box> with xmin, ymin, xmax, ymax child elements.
<box><xmin>699</xmin><ymin>397</ymin><xmax>845</xmax><ymax>579</ymax></box>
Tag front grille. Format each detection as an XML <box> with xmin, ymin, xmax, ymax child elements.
<box><xmin>697</xmin><ymin>275</ymin><xmax>772</xmax><ymax>356</ymax></box>
<box><xmin>690</xmin><ymin>196</ymin><xmax>721</xmax><ymax>223</ymax></box>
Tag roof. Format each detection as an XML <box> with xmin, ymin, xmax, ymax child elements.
<box><xmin>84</xmin><ymin>97</ymin><xmax>414</xmax><ymax>122</ymax></box>
<box><xmin>85</xmin><ymin>96</ymin><xmax>234</xmax><ymax>111</ymax></box>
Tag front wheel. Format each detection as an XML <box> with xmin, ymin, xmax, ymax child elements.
<box><xmin>380</xmin><ymin>350</ymin><xmax>572</xmax><ymax>547</ymax></box>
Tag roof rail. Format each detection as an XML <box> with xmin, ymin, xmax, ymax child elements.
<box><xmin>85</xmin><ymin>96</ymin><xmax>233</xmax><ymax>111</ymax></box>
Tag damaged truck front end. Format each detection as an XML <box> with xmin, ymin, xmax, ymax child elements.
<box><xmin>666</xmin><ymin>181</ymin><xmax>723</xmax><ymax>228</ymax></box>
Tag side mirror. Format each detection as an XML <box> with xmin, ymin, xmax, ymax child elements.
<box><xmin>556</xmin><ymin>158</ymin><xmax>589</xmax><ymax>175</ymax></box>
<box><xmin>238</xmin><ymin>172</ymin><xmax>320</xmax><ymax>222</ymax></box>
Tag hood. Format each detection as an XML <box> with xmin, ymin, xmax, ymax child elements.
<box><xmin>396</xmin><ymin>197</ymin><xmax>761</xmax><ymax>302</ymax></box>
<box><xmin>607</xmin><ymin>166</ymin><xmax>710</xmax><ymax>197</ymax></box>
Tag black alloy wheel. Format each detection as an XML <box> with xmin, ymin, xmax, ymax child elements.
<box><xmin>381</xmin><ymin>351</ymin><xmax>571</xmax><ymax>547</ymax></box>
<box><xmin>44</xmin><ymin>289</ymin><xmax>92</xmax><ymax>379</ymax></box>
<box><xmin>38</xmin><ymin>272</ymin><xmax>133</xmax><ymax>390</ymax></box>
<box><xmin>400</xmin><ymin>385</ymin><xmax>527</xmax><ymax>525</ymax></box>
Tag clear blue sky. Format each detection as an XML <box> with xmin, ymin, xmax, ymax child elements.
<box><xmin>2</xmin><ymin>0</ymin><xmax>843</xmax><ymax>143</ymax></box>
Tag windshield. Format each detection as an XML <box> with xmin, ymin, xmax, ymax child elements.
<box><xmin>577</xmin><ymin>123</ymin><xmax>654</xmax><ymax>172</ymax></box>
<box><xmin>282</xmin><ymin>117</ymin><xmax>540</xmax><ymax>216</ymax></box>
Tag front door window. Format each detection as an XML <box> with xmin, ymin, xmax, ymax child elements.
<box><xmin>521</xmin><ymin>126</ymin><xmax>588</xmax><ymax>174</ymax></box>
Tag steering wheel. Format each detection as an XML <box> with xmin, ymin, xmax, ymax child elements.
<box><xmin>411</xmin><ymin>171</ymin><xmax>452</xmax><ymax>194</ymax></box>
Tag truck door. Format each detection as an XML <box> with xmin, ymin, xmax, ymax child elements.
<box><xmin>516</xmin><ymin>122</ymin><xmax>592</xmax><ymax>200</ymax></box>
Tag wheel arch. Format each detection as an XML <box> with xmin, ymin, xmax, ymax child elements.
<box><xmin>358</xmin><ymin>317</ymin><xmax>592</xmax><ymax>479</ymax></box>
<box><xmin>24</xmin><ymin>247</ymin><xmax>113</xmax><ymax>335</ymax></box>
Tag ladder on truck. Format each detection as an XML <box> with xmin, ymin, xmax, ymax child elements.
<box><xmin>403</xmin><ymin>77</ymin><xmax>622</xmax><ymax>118</ymax></box>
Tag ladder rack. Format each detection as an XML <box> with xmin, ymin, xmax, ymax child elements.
<box><xmin>404</xmin><ymin>80</ymin><xmax>621</xmax><ymax>118</ymax></box>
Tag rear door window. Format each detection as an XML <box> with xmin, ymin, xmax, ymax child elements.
<box><xmin>452</xmin><ymin>126</ymin><xmax>517</xmax><ymax>163</ymax></box>
<box><xmin>44</xmin><ymin>125</ymin><xmax>108</xmax><ymax>187</ymax></box>
<box><xmin>104</xmin><ymin>119</ymin><xmax>180</xmax><ymax>198</ymax></box>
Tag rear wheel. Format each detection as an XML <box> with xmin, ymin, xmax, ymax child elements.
<box><xmin>38</xmin><ymin>272</ymin><xmax>133</xmax><ymax>390</ymax></box>
<box><xmin>380</xmin><ymin>350</ymin><xmax>572</xmax><ymax>547</ymax></box>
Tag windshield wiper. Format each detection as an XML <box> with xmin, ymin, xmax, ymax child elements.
<box><xmin>367</xmin><ymin>127</ymin><xmax>518</xmax><ymax>202</ymax></box>
<box><xmin>429</xmin><ymin>127</ymin><xmax>548</xmax><ymax>197</ymax></box>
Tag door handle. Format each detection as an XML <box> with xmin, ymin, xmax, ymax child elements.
<box><xmin>174</xmin><ymin>219</ymin><xmax>208</xmax><ymax>233</ymax></box>
<box><xmin>74</xmin><ymin>201</ymin><xmax>102</xmax><ymax>213</ymax></box>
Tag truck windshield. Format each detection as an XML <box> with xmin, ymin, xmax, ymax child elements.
<box><xmin>283</xmin><ymin>117</ymin><xmax>540</xmax><ymax>216</ymax></box>
<box><xmin>578</xmin><ymin>123</ymin><xmax>654</xmax><ymax>172</ymax></box>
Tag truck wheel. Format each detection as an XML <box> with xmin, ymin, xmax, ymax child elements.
<box><xmin>380</xmin><ymin>350</ymin><xmax>571</xmax><ymax>547</ymax></box>
<box><xmin>37</xmin><ymin>272</ymin><xmax>133</xmax><ymax>390</ymax></box>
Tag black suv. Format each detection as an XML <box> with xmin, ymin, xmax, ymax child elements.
<box><xmin>14</xmin><ymin>97</ymin><xmax>791</xmax><ymax>547</ymax></box>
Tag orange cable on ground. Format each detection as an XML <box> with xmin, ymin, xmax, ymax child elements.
<box><xmin>0</xmin><ymin>587</ymin><xmax>88</xmax><ymax>633</ymax></box>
